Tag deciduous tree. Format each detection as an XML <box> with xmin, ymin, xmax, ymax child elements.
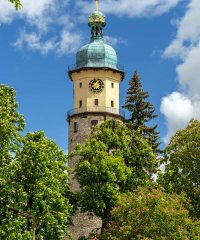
<box><xmin>158</xmin><ymin>119</ymin><xmax>200</xmax><ymax>219</ymax></box>
<box><xmin>101</xmin><ymin>188</ymin><xmax>200</xmax><ymax>240</ymax></box>
<box><xmin>0</xmin><ymin>85</ymin><xmax>72</xmax><ymax>239</ymax></box>
<box><xmin>74</xmin><ymin>120</ymin><xmax>157</xmax><ymax>232</ymax></box>
<box><xmin>0</xmin><ymin>84</ymin><xmax>25</xmax><ymax>238</ymax></box>
<box><xmin>1</xmin><ymin>132</ymin><xmax>72</xmax><ymax>240</ymax></box>
<box><xmin>0</xmin><ymin>84</ymin><xmax>25</xmax><ymax>166</ymax></box>
<box><xmin>8</xmin><ymin>0</ymin><xmax>22</xmax><ymax>10</ymax></box>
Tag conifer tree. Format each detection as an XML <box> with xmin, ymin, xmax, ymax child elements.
<box><xmin>123</xmin><ymin>70</ymin><xmax>160</xmax><ymax>153</ymax></box>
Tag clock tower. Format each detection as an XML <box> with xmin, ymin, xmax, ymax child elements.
<box><xmin>67</xmin><ymin>1</ymin><xmax>125</xmax><ymax>239</ymax></box>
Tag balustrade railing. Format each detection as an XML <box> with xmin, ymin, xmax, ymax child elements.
<box><xmin>67</xmin><ymin>106</ymin><xmax>125</xmax><ymax>118</ymax></box>
<box><xmin>68</xmin><ymin>63</ymin><xmax>124</xmax><ymax>72</ymax></box>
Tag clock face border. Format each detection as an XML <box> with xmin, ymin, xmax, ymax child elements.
<box><xmin>89</xmin><ymin>78</ymin><xmax>104</xmax><ymax>93</ymax></box>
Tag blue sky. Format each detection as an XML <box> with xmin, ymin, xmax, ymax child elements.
<box><xmin>1</xmin><ymin>0</ymin><xmax>200</xmax><ymax>152</ymax></box>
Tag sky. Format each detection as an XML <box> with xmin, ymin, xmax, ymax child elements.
<box><xmin>0</xmin><ymin>0</ymin><xmax>200</xmax><ymax>152</ymax></box>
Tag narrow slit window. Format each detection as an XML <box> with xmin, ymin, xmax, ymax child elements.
<box><xmin>111</xmin><ymin>82</ymin><xmax>114</xmax><ymax>88</ymax></box>
<box><xmin>111</xmin><ymin>100</ymin><xmax>114</xmax><ymax>107</ymax></box>
<box><xmin>80</xmin><ymin>82</ymin><xmax>82</xmax><ymax>88</ymax></box>
<box><xmin>94</xmin><ymin>99</ymin><xmax>99</xmax><ymax>106</ymax></box>
<box><xmin>79</xmin><ymin>100</ymin><xmax>82</xmax><ymax>108</ymax></box>
<box><xmin>74</xmin><ymin>122</ymin><xmax>78</xmax><ymax>133</ymax></box>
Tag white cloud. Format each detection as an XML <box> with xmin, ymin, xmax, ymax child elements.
<box><xmin>0</xmin><ymin>0</ymin><xmax>57</xmax><ymax>26</ymax></box>
<box><xmin>77</xmin><ymin>0</ymin><xmax>183</xmax><ymax>17</ymax></box>
<box><xmin>163</xmin><ymin>39</ymin><xmax>188</xmax><ymax>59</ymax></box>
<box><xmin>160</xmin><ymin>92</ymin><xmax>195</xmax><ymax>143</ymax></box>
<box><xmin>18</xmin><ymin>0</ymin><xmax>67</xmax><ymax>32</ymax></box>
<box><xmin>13</xmin><ymin>30</ymin><xmax>55</xmax><ymax>54</ymax></box>
<box><xmin>163</xmin><ymin>0</ymin><xmax>200</xmax><ymax>59</ymax></box>
<box><xmin>161</xmin><ymin>0</ymin><xmax>200</xmax><ymax>142</ymax></box>
<box><xmin>0</xmin><ymin>1</ymin><xmax>15</xmax><ymax>23</ymax></box>
<box><xmin>13</xmin><ymin>29</ymin><xmax>82</xmax><ymax>55</ymax></box>
<box><xmin>20</xmin><ymin>0</ymin><xmax>56</xmax><ymax>18</ymax></box>
<box><xmin>0</xmin><ymin>0</ymin><xmax>182</xmax><ymax>55</ymax></box>
<box><xmin>104</xmin><ymin>35</ymin><xmax>127</xmax><ymax>48</ymax></box>
<box><xmin>0</xmin><ymin>0</ymin><xmax>81</xmax><ymax>55</ymax></box>
<box><xmin>56</xmin><ymin>30</ymin><xmax>82</xmax><ymax>55</ymax></box>
<box><xmin>177</xmin><ymin>43</ymin><xmax>200</xmax><ymax>98</ymax></box>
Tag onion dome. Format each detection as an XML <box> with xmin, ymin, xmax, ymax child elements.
<box><xmin>76</xmin><ymin>5</ymin><xmax>118</xmax><ymax>69</ymax></box>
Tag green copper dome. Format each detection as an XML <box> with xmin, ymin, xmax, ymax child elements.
<box><xmin>76</xmin><ymin>38</ymin><xmax>117</xmax><ymax>69</ymax></box>
<box><xmin>76</xmin><ymin>10</ymin><xmax>118</xmax><ymax>69</ymax></box>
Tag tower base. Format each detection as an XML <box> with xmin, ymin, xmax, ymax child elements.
<box><xmin>69</xmin><ymin>212</ymin><xmax>102</xmax><ymax>240</ymax></box>
<box><xmin>68</xmin><ymin>112</ymin><xmax>124</xmax><ymax>239</ymax></box>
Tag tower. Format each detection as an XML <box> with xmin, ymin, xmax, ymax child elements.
<box><xmin>67</xmin><ymin>1</ymin><xmax>125</xmax><ymax>239</ymax></box>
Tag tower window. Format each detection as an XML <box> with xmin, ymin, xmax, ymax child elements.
<box><xmin>111</xmin><ymin>100</ymin><xmax>114</xmax><ymax>108</ymax></box>
<box><xmin>74</xmin><ymin>122</ymin><xmax>78</xmax><ymax>133</ymax></box>
<box><xmin>80</xmin><ymin>82</ymin><xmax>82</xmax><ymax>88</ymax></box>
<box><xmin>91</xmin><ymin>120</ymin><xmax>98</xmax><ymax>126</ymax></box>
<box><xmin>79</xmin><ymin>100</ymin><xmax>82</xmax><ymax>108</ymax></box>
<box><xmin>94</xmin><ymin>99</ymin><xmax>99</xmax><ymax>106</ymax></box>
<box><xmin>111</xmin><ymin>82</ymin><xmax>114</xmax><ymax>88</ymax></box>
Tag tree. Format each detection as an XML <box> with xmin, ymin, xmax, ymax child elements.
<box><xmin>100</xmin><ymin>188</ymin><xmax>200</xmax><ymax>240</ymax></box>
<box><xmin>8</xmin><ymin>0</ymin><xmax>22</xmax><ymax>10</ymax></box>
<box><xmin>123</xmin><ymin>70</ymin><xmax>160</xmax><ymax>154</ymax></box>
<box><xmin>0</xmin><ymin>85</ymin><xmax>72</xmax><ymax>239</ymax></box>
<box><xmin>0</xmin><ymin>84</ymin><xmax>25</xmax><ymax>238</ymax></box>
<box><xmin>158</xmin><ymin>120</ymin><xmax>200</xmax><ymax>219</ymax></box>
<box><xmin>0</xmin><ymin>132</ymin><xmax>72</xmax><ymax>239</ymax></box>
<box><xmin>0</xmin><ymin>84</ymin><xmax>25</xmax><ymax>166</ymax></box>
<box><xmin>74</xmin><ymin>120</ymin><xmax>157</xmax><ymax>232</ymax></box>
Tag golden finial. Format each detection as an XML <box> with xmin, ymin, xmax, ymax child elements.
<box><xmin>95</xmin><ymin>0</ymin><xmax>99</xmax><ymax>11</ymax></box>
<box><xmin>89</xmin><ymin>0</ymin><xmax>106</xmax><ymax>28</ymax></box>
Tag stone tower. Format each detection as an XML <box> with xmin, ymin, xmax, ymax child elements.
<box><xmin>67</xmin><ymin>1</ymin><xmax>125</xmax><ymax>239</ymax></box>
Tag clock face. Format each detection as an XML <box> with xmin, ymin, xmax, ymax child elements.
<box><xmin>89</xmin><ymin>78</ymin><xmax>104</xmax><ymax>93</ymax></box>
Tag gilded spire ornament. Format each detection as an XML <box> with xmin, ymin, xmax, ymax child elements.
<box><xmin>89</xmin><ymin>0</ymin><xmax>106</xmax><ymax>29</ymax></box>
<box><xmin>95</xmin><ymin>0</ymin><xmax>99</xmax><ymax>11</ymax></box>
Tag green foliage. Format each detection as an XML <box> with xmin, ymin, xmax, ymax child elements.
<box><xmin>100</xmin><ymin>188</ymin><xmax>200</xmax><ymax>240</ymax></box>
<box><xmin>74</xmin><ymin>120</ymin><xmax>157</xmax><ymax>230</ymax></box>
<box><xmin>123</xmin><ymin>70</ymin><xmax>160</xmax><ymax>154</ymax></box>
<box><xmin>0</xmin><ymin>84</ymin><xmax>26</xmax><ymax>238</ymax></box>
<box><xmin>0</xmin><ymin>85</ymin><xmax>72</xmax><ymax>239</ymax></box>
<box><xmin>8</xmin><ymin>0</ymin><xmax>22</xmax><ymax>10</ymax></box>
<box><xmin>0</xmin><ymin>84</ymin><xmax>25</xmax><ymax>165</ymax></box>
<box><xmin>158</xmin><ymin>119</ymin><xmax>200</xmax><ymax>218</ymax></box>
<box><xmin>1</xmin><ymin>132</ymin><xmax>72</xmax><ymax>239</ymax></box>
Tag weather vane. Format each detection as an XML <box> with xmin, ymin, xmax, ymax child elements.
<box><xmin>95</xmin><ymin>0</ymin><xmax>99</xmax><ymax>11</ymax></box>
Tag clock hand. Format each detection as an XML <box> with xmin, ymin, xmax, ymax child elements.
<box><xmin>93</xmin><ymin>82</ymin><xmax>100</xmax><ymax>89</ymax></box>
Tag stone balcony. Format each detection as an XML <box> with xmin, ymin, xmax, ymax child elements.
<box><xmin>67</xmin><ymin>106</ymin><xmax>125</xmax><ymax>120</ymax></box>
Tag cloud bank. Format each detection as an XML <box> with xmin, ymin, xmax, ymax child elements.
<box><xmin>161</xmin><ymin>0</ymin><xmax>200</xmax><ymax>142</ymax></box>
<box><xmin>0</xmin><ymin>0</ymin><xmax>82</xmax><ymax>55</ymax></box>
<box><xmin>0</xmin><ymin>0</ymin><xmax>183</xmax><ymax>55</ymax></box>
<box><xmin>77</xmin><ymin>0</ymin><xmax>183</xmax><ymax>17</ymax></box>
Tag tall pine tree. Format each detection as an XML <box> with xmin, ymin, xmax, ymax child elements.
<box><xmin>123</xmin><ymin>70</ymin><xmax>160</xmax><ymax>154</ymax></box>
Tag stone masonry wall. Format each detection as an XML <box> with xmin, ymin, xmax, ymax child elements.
<box><xmin>68</xmin><ymin>114</ymin><xmax>120</xmax><ymax>240</ymax></box>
